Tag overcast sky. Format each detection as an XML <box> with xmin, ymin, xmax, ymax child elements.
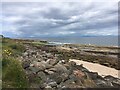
<box><xmin>1</xmin><ymin>1</ymin><xmax>118</xmax><ymax>38</ymax></box>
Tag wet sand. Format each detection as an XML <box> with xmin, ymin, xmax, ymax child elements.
<box><xmin>70</xmin><ymin>59</ymin><xmax>120</xmax><ymax>79</ymax></box>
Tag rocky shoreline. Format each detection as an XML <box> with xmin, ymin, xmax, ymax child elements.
<box><xmin>70</xmin><ymin>59</ymin><xmax>119</xmax><ymax>78</ymax></box>
<box><xmin>20</xmin><ymin>43</ymin><xmax>120</xmax><ymax>89</ymax></box>
<box><xmin>34</xmin><ymin>43</ymin><xmax>119</xmax><ymax>70</ymax></box>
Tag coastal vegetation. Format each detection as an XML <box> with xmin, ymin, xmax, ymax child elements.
<box><xmin>2</xmin><ymin>37</ymin><xmax>28</xmax><ymax>88</ymax></box>
<box><xmin>1</xmin><ymin>37</ymin><xmax>48</xmax><ymax>88</ymax></box>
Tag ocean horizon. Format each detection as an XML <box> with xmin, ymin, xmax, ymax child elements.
<box><xmin>18</xmin><ymin>36</ymin><xmax>118</xmax><ymax>46</ymax></box>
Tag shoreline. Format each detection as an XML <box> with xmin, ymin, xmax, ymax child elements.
<box><xmin>2</xmin><ymin>37</ymin><xmax>120</xmax><ymax>88</ymax></box>
<box><xmin>48</xmin><ymin>41</ymin><xmax>119</xmax><ymax>48</ymax></box>
<box><xmin>70</xmin><ymin>59</ymin><xmax>120</xmax><ymax>79</ymax></box>
<box><xmin>7</xmin><ymin>36</ymin><xmax>118</xmax><ymax>47</ymax></box>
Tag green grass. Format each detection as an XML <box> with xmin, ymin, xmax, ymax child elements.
<box><xmin>2</xmin><ymin>57</ymin><xmax>28</xmax><ymax>88</ymax></box>
<box><xmin>2</xmin><ymin>38</ymin><xmax>25</xmax><ymax>56</ymax></box>
<box><xmin>31</xmin><ymin>41</ymin><xmax>48</xmax><ymax>46</ymax></box>
<box><xmin>2</xmin><ymin>38</ymin><xmax>29</xmax><ymax>88</ymax></box>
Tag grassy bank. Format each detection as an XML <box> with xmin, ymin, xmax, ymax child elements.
<box><xmin>2</xmin><ymin>37</ymin><xmax>29</xmax><ymax>88</ymax></box>
<box><xmin>1</xmin><ymin>37</ymin><xmax>48</xmax><ymax>88</ymax></box>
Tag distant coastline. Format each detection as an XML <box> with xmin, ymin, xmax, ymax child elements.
<box><xmin>3</xmin><ymin>35</ymin><xmax>118</xmax><ymax>47</ymax></box>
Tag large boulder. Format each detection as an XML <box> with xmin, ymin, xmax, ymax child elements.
<box><xmin>44</xmin><ymin>70</ymin><xmax>54</xmax><ymax>75</ymax></box>
<box><xmin>46</xmin><ymin>59</ymin><xmax>59</xmax><ymax>66</ymax></box>
<box><xmin>47</xmin><ymin>81</ymin><xmax>57</xmax><ymax>88</ymax></box>
<box><xmin>94</xmin><ymin>79</ymin><xmax>113</xmax><ymax>87</ymax></box>
<box><xmin>28</xmin><ymin>66</ymin><xmax>40</xmax><ymax>74</ymax></box>
<box><xmin>60</xmin><ymin>79</ymin><xmax>83</xmax><ymax>88</ymax></box>
<box><xmin>54</xmin><ymin>64</ymin><xmax>68</xmax><ymax>74</ymax></box>
<box><xmin>49</xmin><ymin>73</ymin><xmax>64</xmax><ymax>84</ymax></box>
<box><xmin>33</xmin><ymin>61</ymin><xmax>53</xmax><ymax>71</ymax></box>
<box><xmin>37</xmin><ymin>71</ymin><xmax>47</xmax><ymax>82</ymax></box>
<box><xmin>104</xmin><ymin>75</ymin><xmax>120</xmax><ymax>87</ymax></box>
<box><xmin>60</xmin><ymin>73</ymin><xmax>69</xmax><ymax>82</ymax></box>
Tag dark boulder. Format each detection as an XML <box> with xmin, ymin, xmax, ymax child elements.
<box><xmin>22</xmin><ymin>60</ymin><xmax>30</xmax><ymax>69</ymax></box>
<box><xmin>104</xmin><ymin>75</ymin><xmax>120</xmax><ymax>87</ymax></box>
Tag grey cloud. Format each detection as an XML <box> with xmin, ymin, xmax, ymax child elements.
<box><xmin>2</xmin><ymin>2</ymin><xmax>118</xmax><ymax>37</ymax></box>
<box><xmin>41</xmin><ymin>8</ymin><xmax>69</xmax><ymax>20</ymax></box>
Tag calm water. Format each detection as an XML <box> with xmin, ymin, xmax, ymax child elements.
<box><xmin>38</xmin><ymin>36</ymin><xmax>118</xmax><ymax>46</ymax></box>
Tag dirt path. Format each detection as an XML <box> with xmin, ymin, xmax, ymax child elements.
<box><xmin>70</xmin><ymin>59</ymin><xmax>120</xmax><ymax>79</ymax></box>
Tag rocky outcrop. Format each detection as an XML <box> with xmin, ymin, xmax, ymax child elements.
<box><xmin>21</xmin><ymin>44</ymin><xmax>120</xmax><ymax>89</ymax></box>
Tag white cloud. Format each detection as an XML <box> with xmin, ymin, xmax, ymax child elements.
<box><xmin>58</xmin><ymin>31</ymin><xmax>75</xmax><ymax>35</ymax></box>
<box><xmin>1</xmin><ymin>1</ymin><xmax>118</xmax><ymax>37</ymax></box>
<box><xmin>3</xmin><ymin>16</ymin><xmax>23</xmax><ymax>23</ymax></box>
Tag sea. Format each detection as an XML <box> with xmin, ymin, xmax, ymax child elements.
<box><xmin>37</xmin><ymin>36</ymin><xmax>118</xmax><ymax>46</ymax></box>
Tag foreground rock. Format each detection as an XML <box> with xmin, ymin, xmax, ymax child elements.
<box><xmin>21</xmin><ymin>44</ymin><xmax>120</xmax><ymax>88</ymax></box>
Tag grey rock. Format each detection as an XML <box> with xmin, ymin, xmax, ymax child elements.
<box><xmin>85</xmin><ymin>72</ymin><xmax>99</xmax><ymax>80</ymax></box>
<box><xmin>37</xmin><ymin>71</ymin><xmax>47</xmax><ymax>81</ymax></box>
<box><xmin>57</xmin><ymin>85</ymin><xmax>62</xmax><ymax>89</ymax></box>
<box><xmin>22</xmin><ymin>45</ymin><xmax>120</xmax><ymax>88</ymax></box>
<box><xmin>44</xmin><ymin>70</ymin><xmax>54</xmax><ymax>75</ymax></box>
<box><xmin>27</xmin><ymin>73</ymin><xmax>36</xmax><ymax>83</ymax></box>
<box><xmin>33</xmin><ymin>61</ymin><xmax>53</xmax><ymax>71</ymax></box>
<box><xmin>49</xmin><ymin>73</ymin><xmax>62</xmax><ymax>84</ymax></box>
<box><xmin>94</xmin><ymin>79</ymin><xmax>112</xmax><ymax>87</ymax></box>
<box><xmin>104</xmin><ymin>75</ymin><xmax>120</xmax><ymax>87</ymax></box>
<box><xmin>46</xmin><ymin>59</ymin><xmax>59</xmax><ymax>66</ymax></box>
<box><xmin>45</xmin><ymin>85</ymin><xmax>52</xmax><ymax>88</ymax></box>
<box><xmin>43</xmin><ymin>57</ymin><xmax>48</xmax><ymax>61</ymax></box>
<box><xmin>62</xmin><ymin>83</ymin><xmax>82</xmax><ymax>88</ymax></box>
<box><xmin>54</xmin><ymin>64</ymin><xmax>68</xmax><ymax>74</ymax></box>
<box><xmin>48</xmin><ymin>68</ymin><xmax>57</xmax><ymax>72</ymax></box>
<box><xmin>61</xmin><ymin>73</ymin><xmax>69</xmax><ymax>82</ymax></box>
<box><xmin>61</xmin><ymin>85</ymin><xmax>66</xmax><ymax>88</ymax></box>
<box><xmin>69</xmin><ymin>74</ymin><xmax>78</xmax><ymax>83</ymax></box>
<box><xmin>58</xmin><ymin>60</ymin><xmax>65</xmax><ymax>64</ymax></box>
<box><xmin>112</xmin><ymin>82</ymin><xmax>120</xmax><ymax>87</ymax></box>
<box><xmin>48</xmin><ymin>81</ymin><xmax>57</xmax><ymax>87</ymax></box>
<box><xmin>55</xmin><ymin>76</ymin><xmax>63</xmax><ymax>84</ymax></box>
<box><xmin>30</xmin><ymin>63</ymin><xmax>34</xmax><ymax>67</ymax></box>
<box><xmin>37</xmin><ymin>58</ymin><xmax>42</xmax><ymax>62</ymax></box>
<box><xmin>39</xmin><ymin>83</ymin><xmax>47</xmax><ymax>89</ymax></box>
<box><xmin>28</xmin><ymin>66</ymin><xmax>40</xmax><ymax>74</ymax></box>
<box><xmin>46</xmin><ymin>53</ymin><xmax>53</xmax><ymax>58</ymax></box>
<box><xmin>55</xmin><ymin>54</ymin><xmax>59</xmax><ymax>57</ymax></box>
<box><xmin>61</xmin><ymin>79</ymin><xmax>76</xmax><ymax>88</ymax></box>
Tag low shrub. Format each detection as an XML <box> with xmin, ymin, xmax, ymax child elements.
<box><xmin>2</xmin><ymin>38</ymin><xmax>29</xmax><ymax>88</ymax></box>
<box><xmin>2</xmin><ymin>57</ymin><xmax>29</xmax><ymax>88</ymax></box>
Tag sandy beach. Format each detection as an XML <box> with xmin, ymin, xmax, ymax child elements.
<box><xmin>70</xmin><ymin>59</ymin><xmax>120</xmax><ymax>79</ymax></box>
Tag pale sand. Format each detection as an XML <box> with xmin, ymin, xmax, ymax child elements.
<box><xmin>69</xmin><ymin>59</ymin><xmax>120</xmax><ymax>79</ymax></box>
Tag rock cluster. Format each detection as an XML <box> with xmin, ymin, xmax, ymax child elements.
<box><xmin>21</xmin><ymin>44</ymin><xmax>120</xmax><ymax>89</ymax></box>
